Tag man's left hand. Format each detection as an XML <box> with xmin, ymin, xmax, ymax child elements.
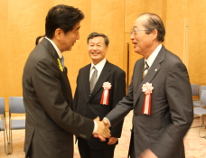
<box><xmin>107</xmin><ymin>137</ymin><xmax>118</xmax><ymax>145</ymax></box>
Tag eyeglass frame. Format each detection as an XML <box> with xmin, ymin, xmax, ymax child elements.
<box><xmin>130</xmin><ymin>29</ymin><xmax>149</xmax><ymax>35</ymax></box>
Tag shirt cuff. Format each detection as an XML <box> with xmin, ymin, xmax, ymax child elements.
<box><xmin>93</xmin><ymin>120</ymin><xmax>98</xmax><ymax>133</ymax></box>
<box><xmin>103</xmin><ymin>117</ymin><xmax>111</xmax><ymax>127</ymax></box>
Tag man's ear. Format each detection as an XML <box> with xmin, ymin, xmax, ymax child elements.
<box><xmin>151</xmin><ymin>29</ymin><xmax>158</xmax><ymax>40</ymax></box>
<box><xmin>54</xmin><ymin>28</ymin><xmax>63</xmax><ymax>41</ymax></box>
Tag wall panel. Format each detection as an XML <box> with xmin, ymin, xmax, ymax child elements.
<box><xmin>165</xmin><ymin>19</ymin><xmax>188</xmax><ymax>64</ymax></box>
<box><xmin>0</xmin><ymin>0</ymin><xmax>8</xmax><ymax>99</ymax></box>
<box><xmin>165</xmin><ymin>0</ymin><xmax>206</xmax><ymax>85</ymax></box>
<box><xmin>187</xmin><ymin>0</ymin><xmax>199</xmax><ymax>84</ymax></box>
<box><xmin>90</xmin><ymin>0</ymin><xmax>125</xmax><ymax>70</ymax></box>
<box><xmin>165</xmin><ymin>0</ymin><xmax>188</xmax><ymax>63</ymax></box>
<box><xmin>125</xmin><ymin>0</ymin><xmax>166</xmax><ymax>32</ymax></box>
<box><xmin>197</xmin><ymin>0</ymin><xmax>206</xmax><ymax>85</ymax></box>
<box><xmin>4</xmin><ymin>0</ymin><xmax>52</xmax><ymax>109</ymax></box>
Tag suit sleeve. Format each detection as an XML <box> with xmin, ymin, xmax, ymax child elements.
<box><xmin>73</xmin><ymin>71</ymin><xmax>80</xmax><ymax>111</ymax></box>
<box><xmin>110</xmin><ymin>70</ymin><xmax>126</xmax><ymax>137</ymax></box>
<box><xmin>106</xmin><ymin>67</ymin><xmax>135</xmax><ymax>128</ymax></box>
<box><xmin>32</xmin><ymin>58</ymin><xmax>94</xmax><ymax>139</ymax></box>
<box><xmin>150</xmin><ymin>61</ymin><xmax>193</xmax><ymax>157</ymax></box>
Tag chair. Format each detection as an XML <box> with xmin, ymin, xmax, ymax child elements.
<box><xmin>191</xmin><ymin>84</ymin><xmax>199</xmax><ymax>100</ymax></box>
<box><xmin>0</xmin><ymin>97</ymin><xmax>9</xmax><ymax>154</ymax></box>
<box><xmin>8</xmin><ymin>96</ymin><xmax>25</xmax><ymax>154</ymax></box>
<box><xmin>193</xmin><ymin>90</ymin><xmax>206</xmax><ymax>138</ymax></box>
<box><xmin>193</xmin><ymin>85</ymin><xmax>206</xmax><ymax>107</ymax></box>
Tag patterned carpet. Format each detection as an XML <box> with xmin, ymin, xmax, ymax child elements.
<box><xmin>0</xmin><ymin>111</ymin><xmax>206</xmax><ymax>158</ymax></box>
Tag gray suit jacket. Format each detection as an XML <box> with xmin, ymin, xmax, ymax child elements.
<box><xmin>73</xmin><ymin>61</ymin><xmax>126</xmax><ymax>149</ymax></box>
<box><xmin>106</xmin><ymin>46</ymin><xmax>193</xmax><ymax>158</ymax></box>
<box><xmin>22</xmin><ymin>38</ymin><xmax>94</xmax><ymax>158</ymax></box>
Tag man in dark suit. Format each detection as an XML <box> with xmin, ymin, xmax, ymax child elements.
<box><xmin>22</xmin><ymin>5</ymin><xmax>110</xmax><ymax>158</ymax></box>
<box><xmin>103</xmin><ymin>13</ymin><xmax>193</xmax><ymax>158</ymax></box>
<box><xmin>73</xmin><ymin>32</ymin><xmax>126</xmax><ymax>158</ymax></box>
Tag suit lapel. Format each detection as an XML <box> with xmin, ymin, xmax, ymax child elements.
<box><xmin>134</xmin><ymin>46</ymin><xmax>165</xmax><ymax>106</ymax></box>
<box><xmin>134</xmin><ymin>58</ymin><xmax>144</xmax><ymax>92</ymax></box>
<box><xmin>41</xmin><ymin>38</ymin><xmax>59</xmax><ymax>59</ymax></box>
<box><xmin>89</xmin><ymin>61</ymin><xmax>111</xmax><ymax>101</ymax></box>
<box><xmin>83</xmin><ymin>65</ymin><xmax>91</xmax><ymax>97</ymax></box>
<box><xmin>144</xmin><ymin>46</ymin><xmax>165</xmax><ymax>83</ymax></box>
<box><xmin>41</xmin><ymin>38</ymin><xmax>61</xmax><ymax>71</ymax></box>
<box><xmin>132</xmin><ymin>59</ymin><xmax>144</xmax><ymax>105</ymax></box>
<box><xmin>41</xmin><ymin>38</ymin><xmax>73</xmax><ymax>105</ymax></box>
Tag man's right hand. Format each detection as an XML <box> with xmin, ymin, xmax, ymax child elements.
<box><xmin>93</xmin><ymin>117</ymin><xmax>111</xmax><ymax>141</ymax></box>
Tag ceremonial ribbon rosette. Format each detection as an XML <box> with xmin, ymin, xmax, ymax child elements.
<box><xmin>57</xmin><ymin>58</ymin><xmax>63</xmax><ymax>72</ymax></box>
<box><xmin>100</xmin><ymin>82</ymin><xmax>112</xmax><ymax>105</ymax></box>
<box><xmin>142</xmin><ymin>82</ymin><xmax>154</xmax><ymax>115</ymax></box>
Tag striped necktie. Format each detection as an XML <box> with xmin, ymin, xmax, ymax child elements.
<box><xmin>143</xmin><ymin>61</ymin><xmax>149</xmax><ymax>78</ymax></box>
<box><xmin>90</xmin><ymin>66</ymin><xmax>98</xmax><ymax>93</ymax></box>
<box><xmin>60</xmin><ymin>57</ymin><xmax>64</xmax><ymax>68</ymax></box>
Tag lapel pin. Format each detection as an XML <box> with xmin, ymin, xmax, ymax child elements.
<box><xmin>155</xmin><ymin>69</ymin><xmax>158</xmax><ymax>72</ymax></box>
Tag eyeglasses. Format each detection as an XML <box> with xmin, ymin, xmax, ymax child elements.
<box><xmin>130</xmin><ymin>29</ymin><xmax>149</xmax><ymax>35</ymax></box>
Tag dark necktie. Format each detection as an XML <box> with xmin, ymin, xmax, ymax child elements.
<box><xmin>143</xmin><ymin>61</ymin><xmax>149</xmax><ymax>78</ymax></box>
<box><xmin>90</xmin><ymin>66</ymin><xmax>98</xmax><ymax>93</ymax></box>
<box><xmin>60</xmin><ymin>57</ymin><xmax>64</xmax><ymax>68</ymax></box>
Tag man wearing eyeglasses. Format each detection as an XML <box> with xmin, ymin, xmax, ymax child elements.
<box><xmin>103</xmin><ymin>13</ymin><xmax>193</xmax><ymax>158</ymax></box>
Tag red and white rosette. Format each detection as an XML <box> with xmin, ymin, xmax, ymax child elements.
<box><xmin>142</xmin><ymin>82</ymin><xmax>154</xmax><ymax>115</ymax></box>
<box><xmin>100</xmin><ymin>82</ymin><xmax>112</xmax><ymax>105</ymax></box>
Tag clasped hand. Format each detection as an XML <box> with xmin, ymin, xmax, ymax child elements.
<box><xmin>93</xmin><ymin>117</ymin><xmax>110</xmax><ymax>141</ymax></box>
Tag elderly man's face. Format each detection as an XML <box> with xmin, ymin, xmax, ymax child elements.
<box><xmin>88</xmin><ymin>36</ymin><xmax>108</xmax><ymax>65</ymax></box>
<box><xmin>130</xmin><ymin>15</ymin><xmax>155</xmax><ymax>58</ymax></box>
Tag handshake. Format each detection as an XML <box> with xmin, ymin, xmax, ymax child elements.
<box><xmin>93</xmin><ymin>117</ymin><xmax>110</xmax><ymax>141</ymax></box>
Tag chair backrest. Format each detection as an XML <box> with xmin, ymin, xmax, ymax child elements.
<box><xmin>0</xmin><ymin>97</ymin><xmax>5</xmax><ymax>114</ymax></box>
<box><xmin>199</xmin><ymin>85</ymin><xmax>206</xmax><ymax>97</ymax></box>
<box><xmin>0</xmin><ymin>97</ymin><xmax>5</xmax><ymax>131</ymax></box>
<box><xmin>200</xmin><ymin>90</ymin><xmax>206</xmax><ymax>105</ymax></box>
<box><xmin>9</xmin><ymin>97</ymin><xmax>25</xmax><ymax>113</ymax></box>
<box><xmin>191</xmin><ymin>84</ymin><xmax>199</xmax><ymax>97</ymax></box>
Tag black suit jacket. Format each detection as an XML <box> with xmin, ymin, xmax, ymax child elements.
<box><xmin>73</xmin><ymin>61</ymin><xmax>126</xmax><ymax>149</ymax></box>
<box><xmin>22</xmin><ymin>38</ymin><xmax>94</xmax><ymax>158</ymax></box>
<box><xmin>106</xmin><ymin>46</ymin><xmax>193</xmax><ymax>158</ymax></box>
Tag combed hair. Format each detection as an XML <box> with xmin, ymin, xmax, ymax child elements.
<box><xmin>45</xmin><ymin>5</ymin><xmax>84</xmax><ymax>39</ymax></box>
<box><xmin>139</xmin><ymin>13</ymin><xmax>165</xmax><ymax>42</ymax></box>
<box><xmin>87</xmin><ymin>32</ymin><xmax>109</xmax><ymax>47</ymax></box>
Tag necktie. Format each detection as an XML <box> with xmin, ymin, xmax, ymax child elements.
<box><xmin>143</xmin><ymin>61</ymin><xmax>149</xmax><ymax>78</ymax></box>
<box><xmin>90</xmin><ymin>66</ymin><xmax>98</xmax><ymax>93</ymax></box>
<box><xmin>60</xmin><ymin>57</ymin><xmax>64</xmax><ymax>68</ymax></box>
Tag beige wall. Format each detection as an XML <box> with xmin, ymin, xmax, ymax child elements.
<box><xmin>1</xmin><ymin>0</ymin><xmax>206</xmax><ymax>110</ymax></box>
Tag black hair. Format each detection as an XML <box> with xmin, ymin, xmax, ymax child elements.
<box><xmin>45</xmin><ymin>4</ymin><xmax>84</xmax><ymax>39</ymax></box>
<box><xmin>87</xmin><ymin>32</ymin><xmax>109</xmax><ymax>47</ymax></box>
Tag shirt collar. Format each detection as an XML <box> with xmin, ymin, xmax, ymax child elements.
<box><xmin>90</xmin><ymin>58</ymin><xmax>106</xmax><ymax>73</ymax></box>
<box><xmin>45</xmin><ymin>37</ymin><xmax>62</xmax><ymax>59</ymax></box>
<box><xmin>145</xmin><ymin>44</ymin><xmax>162</xmax><ymax>67</ymax></box>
